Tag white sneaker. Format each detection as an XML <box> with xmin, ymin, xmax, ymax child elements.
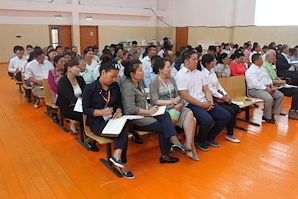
<box><xmin>34</xmin><ymin>104</ymin><xmax>40</xmax><ymax>108</ymax></box>
<box><xmin>225</xmin><ymin>135</ymin><xmax>240</xmax><ymax>143</ymax></box>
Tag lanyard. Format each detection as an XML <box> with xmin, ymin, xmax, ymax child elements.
<box><xmin>159</xmin><ymin>76</ymin><xmax>172</xmax><ymax>99</ymax></box>
<box><xmin>101</xmin><ymin>90</ymin><xmax>111</xmax><ymax>107</ymax></box>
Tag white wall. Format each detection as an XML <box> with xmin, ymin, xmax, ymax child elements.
<box><xmin>0</xmin><ymin>0</ymin><xmax>164</xmax><ymax>27</ymax></box>
<box><xmin>173</xmin><ymin>0</ymin><xmax>256</xmax><ymax>27</ymax></box>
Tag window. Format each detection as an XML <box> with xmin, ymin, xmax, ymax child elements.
<box><xmin>255</xmin><ymin>0</ymin><xmax>298</xmax><ymax>26</ymax></box>
<box><xmin>49</xmin><ymin>26</ymin><xmax>61</xmax><ymax>48</ymax></box>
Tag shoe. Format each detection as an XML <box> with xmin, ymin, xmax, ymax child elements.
<box><xmin>196</xmin><ymin>142</ymin><xmax>209</xmax><ymax>152</ymax></box>
<box><xmin>225</xmin><ymin>135</ymin><xmax>240</xmax><ymax>143</ymax></box>
<box><xmin>70</xmin><ymin>125</ymin><xmax>78</xmax><ymax>134</ymax></box>
<box><xmin>262</xmin><ymin>117</ymin><xmax>275</xmax><ymax>124</ymax></box>
<box><xmin>34</xmin><ymin>104</ymin><xmax>39</xmax><ymax>108</ymax></box>
<box><xmin>118</xmin><ymin>167</ymin><xmax>135</xmax><ymax>179</ymax></box>
<box><xmin>86</xmin><ymin>141</ymin><xmax>99</xmax><ymax>152</ymax></box>
<box><xmin>262</xmin><ymin>116</ymin><xmax>275</xmax><ymax>124</ymax></box>
<box><xmin>170</xmin><ymin>144</ymin><xmax>191</xmax><ymax>153</ymax></box>
<box><xmin>109</xmin><ymin>156</ymin><xmax>124</xmax><ymax>168</ymax></box>
<box><xmin>131</xmin><ymin>133</ymin><xmax>143</xmax><ymax>144</ymax></box>
<box><xmin>280</xmin><ymin>113</ymin><xmax>286</xmax><ymax>116</ymax></box>
<box><xmin>186</xmin><ymin>152</ymin><xmax>200</xmax><ymax>161</ymax></box>
<box><xmin>159</xmin><ymin>155</ymin><xmax>179</xmax><ymax>164</ymax></box>
<box><xmin>207</xmin><ymin>139</ymin><xmax>220</xmax><ymax>147</ymax></box>
<box><xmin>52</xmin><ymin>114</ymin><xmax>59</xmax><ymax>123</ymax></box>
<box><xmin>288</xmin><ymin>110</ymin><xmax>298</xmax><ymax>120</ymax></box>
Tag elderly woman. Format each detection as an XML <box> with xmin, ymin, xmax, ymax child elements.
<box><xmin>83</xmin><ymin>60</ymin><xmax>134</xmax><ymax>179</ymax></box>
<box><xmin>121</xmin><ymin>60</ymin><xmax>190</xmax><ymax>164</ymax></box>
<box><xmin>150</xmin><ymin>57</ymin><xmax>199</xmax><ymax>161</ymax></box>
<box><xmin>201</xmin><ymin>54</ymin><xmax>240</xmax><ymax>143</ymax></box>
<box><xmin>77</xmin><ymin>56</ymin><xmax>94</xmax><ymax>84</ymax></box>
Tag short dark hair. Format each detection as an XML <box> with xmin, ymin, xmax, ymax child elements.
<box><xmin>234</xmin><ymin>51</ymin><xmax>244</xmax><ymax>59</ymax></box>
<box><xmin>64</xmin><ymin>59</ymin><xmax>79</xmax><ymax>74</ymax></box>
<box><xmin>122</xmin><ymin>59</ymin><xmax>142</xmax><ymax>78</ymax></box>
<box><xmin>195</xmin><ymin>45</ymin><xmax>203</xmax><ymax>53</ymax></box>
<box><xmin>26</xmin><ymin>45</ymin><xmax>33</xmax><ymax>49</ymax></box>
<box><xmin>56</xmin><ymin>45</ymin><xmax>62</xmax><ymax>50</ymax></box>
<box><xmin>132</xmin><ymin>41</ymin><xmax>137</xmax><ymax>45</ymax></box>
<box><xmin>183</xmin><ymin>49</ymin><xmax>196</xmax><ymax>61</ymax></box>
<box><xmin>34</xmin><ymin>49</ymin><xmax>44</xmax><ymax>57</ymax></box>
<box><xmin>15</xmin><ymin>46</ymin><xmax>24</xmax><ymax>52</ymax></box>
<box><xmin>208</xmin><ymin>45</ymin><xmax>216</xmax><ymax>52</ymax></box>
<box><xmin>53</xmin><ymin>55</ymin><xmax>64</xmax><ymax>67</ymax></box>
<box><xmin>100</xmin><ymin>59</ymin><xmax>120</xmax><ymax>75</ymax></box>
<box><xmin>202</xmin><ymin>54</ymin><xmax>214</xmax><ymax>67</ymax></box>
<box><xmin>153</xmin><ymin>57</ymin><xmax>168</xmax><ymax>74</ymax></box>
<box><xmin>83</xmin><ymin>46</ymin><xmax>94</xmax><ymax>55</ymax></box>
<box><xmin>252</xmin><ymin>53</ymin><xmax>262</xmax><ymax>64</ymax></box>
<box><xmin>92</xmin><ymin>45</ymin><xmax>99</xmax><ymax>50</ymax></box>
<box><xmin>218</xmin><ymin>53</ymin><xmax>229</xmax><ymax>64</ymax></box>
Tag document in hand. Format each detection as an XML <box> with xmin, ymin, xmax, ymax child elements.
<box><xmin>150</xmin><ymin>106</ymin><xmax>166</xmax><ymax>116</ymax></box>
<box><xmin>283</xmin><ymin>84</ymin><xmax>297</xmax><ymax>88</ymax></box>
<box><xmin>102</xmin><ymin>115</ymin><xmax>144</xmax><ymax>137</ymax></box>
<box><xmin>74</xmin><ymin>98</ymin><xmax>83</xmax><ymax>113</ymax></box>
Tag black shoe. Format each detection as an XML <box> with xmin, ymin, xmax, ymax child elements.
<box><xmin>279</xmin><ymin>113</ymin><xmax>286</xmax><ymax>116</ymax></box>
<box><xmin>207</xmin><ymin>139</ymin><xmax>220</xmax><ymax>147</ymax></box>
<box><xmin>131</xmin><ymin>133</ymin><xmax>143</xmax><ymax>144</ymax></box>
<box><xmin>262</xmin><ymin>116</ymin><xmax>275</xmax><ymax>124</ymax></box>
<box><xmin>196</xmin><ymin>142</ymin><xmax>209</xmax><ymax>152</ymax></box>
<box><xmin>52</xmin><ymin>113</ymin><xmax>59</xmax><ymax>123</ymax></box>
<box><xmin>86</xmin><ymin>141</ymin><xmax>99</xmax><ymax>152</ymax></box>
<box><xmin>159</xmin><ymin>155</ymin><xmax>179</xmax><ymax>164</ymax></box>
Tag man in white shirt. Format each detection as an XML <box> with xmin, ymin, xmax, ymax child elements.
<box><xmin>175</xmin><ymin>49</ymin><xmax>231</xmax><ymax>152</ymax></box>
<box><xmin>8</xmin><ymin>46</ymin><xmax>27</xmax><ymax>81</ymax></box>
<box><xmin>246</xmin><ymin>53</ymin><xmax>284</xmax><ymax>124</ymax></box>
<box><xmin>25</xmin><ymin>49</ymin><xmax>54</xmax><ymax>108</ymax></box>
<box><xmin>142</xmin><ymin>45</ymin><xmax>157</xmax><ymax>88</ymax></box>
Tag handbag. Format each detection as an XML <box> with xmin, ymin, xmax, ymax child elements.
<box><xmin>166</xmin><ymin>102</ymin><xmax>183</xmax><ymax>124</ymax></box>
<box><xmin>213</xmin><ymin>90</ymin><xmax>225</xmax><ymax>104</ymax></box>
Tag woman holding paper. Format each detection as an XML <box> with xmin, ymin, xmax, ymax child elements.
<box><xmin>150</xmin><ymin>57</ymin><xmax>199</xmax><ymax>161</ymax></box>
<box><xmin>82</xmin><ymin>59</ymin><xmax>134</xmax><ymax>179</ymax></box>
<box><xmin>121</xmin><ymin>59</ymin><xmax>190</xmax><ymax>164</ymax></box>
<box><xmin>57</xmin><ymin>59</ymin><xmax>85</xmax><ymax>133</ymax></box>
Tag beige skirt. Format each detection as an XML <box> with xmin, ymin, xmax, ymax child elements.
<box><xmin>176</xmin><ymin>106</ymin><xmax>191</xmax><ymax>128</ymax></box>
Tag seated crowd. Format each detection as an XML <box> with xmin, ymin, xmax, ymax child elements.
<box><xmin>7</xmin><ymin>38</ymin><xmax>298</xmax><ymax>179</ymax></box>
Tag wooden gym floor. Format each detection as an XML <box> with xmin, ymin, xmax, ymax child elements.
<box><xmin>0</xmin><ymin>64</ymin><xmax>297</xmax><ymax>199</ymax></box>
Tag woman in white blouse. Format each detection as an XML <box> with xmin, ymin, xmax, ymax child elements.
<box><xmin>201</xmin><ymin>54</ymin><xmax>240</xmax><ymax>143</ymax></box>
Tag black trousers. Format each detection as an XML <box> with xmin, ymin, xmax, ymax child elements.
<box><xmin>134</xmin><ymin>112</ymin><xmax>176</xmax><ymax>155</ymax></box>
<box><xmin>219</xmin><ymin>103</ymin><xmax>240</xmax><ymax>135</ymax></box>
<box><xmin>279</xmin><ymin>87</ymin><xmax>298</xmax><ymax>110</ymax></box>
<box><xmin>278</xmin><ymin>71</ymin><xmax>298</xmax><ymax>86</ymax></box>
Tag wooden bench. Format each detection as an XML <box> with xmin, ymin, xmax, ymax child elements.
<box><xmin>42</xmin><ymin>79</ymin><xmax>72</xmax><ymax>133</ymax></box>
<box><xmin>82</xmin><ymin>114</ymin><xmax>122</xmax><ymax>177</ymax></box>
<box><xmin>14</xmin><ymin>77</ymin><xmax>23</xmax><ymax>93</ymax></box>
<box><xmin>218</xmin><ymin>76</ymin><xmax>263</xmax><ymax>130</ymax></box>
<box><xmin>21</xmin><ymin>74</ymin><xmax>32</xmax><ymax>103</ymax></box>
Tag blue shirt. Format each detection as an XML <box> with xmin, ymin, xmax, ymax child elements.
<box><xmin>142</xmin><ymin>56</ymin><xmax>158</xmax><ymax>88</ymax></box>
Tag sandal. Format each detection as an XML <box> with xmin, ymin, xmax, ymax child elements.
<box><xmin>170</xmin><ymin>144</ymin><xmax>191</xmax><ymax>153</ymax></box>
